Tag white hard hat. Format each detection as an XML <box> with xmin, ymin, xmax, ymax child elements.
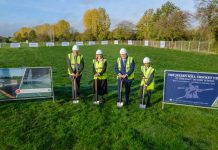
<box><xmin>72</xmin><ymin>45</ymin><xmax>80</xmax><ymax>51</ymax></box>
<box><xmin>120</xmin><ymin>48</ymin><xmax>127</xmax><ymax>54</ymax></box>
<box><xmin>96</xmin><ymin>49</ymin><xmax>103</xmax><ymax>55</ymax></box>
<box><xmin>143</xmin><ymin>57</ymin><xmax>151</xmax><ymax>63</ymax></box>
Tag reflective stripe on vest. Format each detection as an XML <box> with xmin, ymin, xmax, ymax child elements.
<box><xmin>93</xmin><ymin>59</ymin><xmax>107</xmax><ymax>80</ymax></box>
<box><xmin>68</xmin><ymin>53</ymin><xmax>83</xmax><ymax>75</ymax></box>
<box><xmin>140</xmin><ymin>66</ymin><xmax>155</xmax><ymax>90</ymax></box>
<box><xmin>117</xmin><ymin>57</ymin><xmax>134</xmax><ymax>79</ymax></box>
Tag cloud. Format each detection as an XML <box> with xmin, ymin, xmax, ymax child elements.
<box><xmin>81</xmin><ymin>0</ymin><xmax>99</xmax><ymax>5</ymax></box>
<box><xmin>0</xmin><ymin>23</ymin><xmax>21</xmax><ymax>37</ymax></box>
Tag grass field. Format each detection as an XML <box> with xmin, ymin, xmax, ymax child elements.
<box><xmin>0</xmin><ymin>45</ymin><xmax>218</xmax><ymax>150</ymax></box>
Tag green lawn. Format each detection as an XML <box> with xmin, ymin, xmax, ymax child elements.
<box><xmin>0</xmin><ymin>45</ymin><xmax>218</xmax><ymax>150</ymax></box>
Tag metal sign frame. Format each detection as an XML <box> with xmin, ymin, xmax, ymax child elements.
<box><xmin>162</xmin><ymin>70</ymin><xmax>218</xmax><ymax>110</ymax></box>
<box><xmin>0</xmin><ymin>67</ymin><xmax>54</xmax><ymax>102</ymax></box>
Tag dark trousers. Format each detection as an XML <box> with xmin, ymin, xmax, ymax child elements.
<box><xmin>140</xmin><ymin>86</ymin><xmax>152</xmax><ymax>106</ymax></box>
<box><xmin>93</xmin><ymin>79</ymin><xmax>107</xmax><ymax>96</ymax></box>
<box><xmin>117</xmin><ymin>78</ymin><xmax>133</xmax><ymax>103</ymax></box>
<box><xmin>70</xmin><ymin>75</ymin><xmax>81</xmax><ymax>98</ymax></box>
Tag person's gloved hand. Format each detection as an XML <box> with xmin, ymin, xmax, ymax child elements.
<box><xmin>118</xmin><ymin>73</ymin><xmax>122</xmax><ymax>78</ymax></box>
<box><xmin>94</xmin><ymin>73</ymin><xmax>99</xmax><ymax>77</ymax></box>
<box><xmin>75</xmin><ymin>73</ymin><xmax>79</xmax><ymax>78</ymax></box>
<box><xmin>122</xmin><ymin>74</ymin><xmax>128</xmax><ymax>78</ymax></box>
<box><xmin>71</xmin><ymin>73</ymin><xmax>76</xmax><ymax>77</ymax></box>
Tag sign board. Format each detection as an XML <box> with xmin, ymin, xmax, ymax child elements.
<box><xmin>76</xmin><ymin>41</ymin><xmax>83</xmax><ymax>46</ymax></box>
<box><xmin>114</xmin><ymin>40</ymin><xmax>119</xmax><ymax>45</ymax></box>
<box><xmin>144</xmin><ymin>40</ymin><xmax>149</xmax><ymax>46</ymax></box>
<box><xmin>88</xmin><ymin>41</ymin><xmax>96</xmax><ymax>45</ymax></box>
<box><xmin>101</xmin><ymin>41</ymin><xmax>108</xmax><ymax>45</ymax></box>
<box><xmin>160</xmin><ymin>41</ymin><xmax>165</xmax><ymax>48</ymax></box>
<box><xmin>29</xmin><ymin>42</ymin><xmax>38</xmax><ymax>47</ymax></box>
<box><xmin>46</xmin><ymin>42</ymin><xmax>54</xmax><ymax>47</ymax></box>
<box><xmin>163</xmin><ymin>70</ymin><xmax>218</xmax><ymax>109</ymax></box>
<box><xmin>0</xmin><ymin>43</ymin><xmax>1</xmax><ymax>48</ymax></box>
<box><xmin>61</xmin><ymin>42</ymin><xmax>70</xmax><ymax>46</ymax></box>
<box><xmin>128</xmin><ymin>40</ymin><xmax>133</xmax><ymax>45</ymax></box>
<box><xmin>0</xmin><ymin>67</ymin><xmax>54</xmax><ymax>101</ymax></box>
<box><xmin>10</xmin><ymin>43</ymin><xmax>20</xmax><ymax>48</ymax></box>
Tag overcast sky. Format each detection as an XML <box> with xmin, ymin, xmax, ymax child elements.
<box><xmin>0</xmin><ymin>0</ymin><xmax>196</xmax><ymax>37</ymax></box>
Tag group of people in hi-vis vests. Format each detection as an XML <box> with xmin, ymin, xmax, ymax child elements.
<box><xmin>67</xmin><ymin>45</ymin><xmax>155</xmax><ymax>108</ymax></box>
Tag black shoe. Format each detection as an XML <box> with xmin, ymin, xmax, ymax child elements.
<box><xmin>101</xmin><ymin>96</ymin><xmax>105</xmax><ymax>101</ymax></box>
<box><xmin>147</xmin><ymin>103</ymin><xmax>151</xmax><ymax>107</ymax></box>
<box><xmin>99</xmin><ymin>100</ymin><xmax>103</xmax><ymax>104</ymax></box>
<box><xmin>125</xmin><ymin>99</ymin><xmax>131</xmax><ymax>105</ymax></box>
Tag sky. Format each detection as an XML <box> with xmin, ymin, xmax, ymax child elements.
<box><xmin>0</xmin><ymin>68</ymin><xmax>25</xmax><ymax>77</ymax></box>
<box><xmin>0</xmin><ymin>0</ymin><xmax>196</xmax><ymax>37</ymax></box>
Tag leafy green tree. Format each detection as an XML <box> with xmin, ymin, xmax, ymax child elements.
<box><xmin>28</xmin><ymin>30</ymin><xmax>37</xmax><ymax>42</ymax></box>
<box><xmin>82</xmin><ymin>29</ymin><xmax>95</xmax><ymax>41</ymax></box>
<box><xmin>113</xmin><ymin>21</ymin><xmax>135</xmax><ymax>40</ymax></box>
<box><xmin>196</xmin><ymin>0</ymin><xmax>218</xmax><ymax>41</ymax></box>
<box><xmin>83</xmin><ymin>7</ymin><xmax>110</xmax><ymax>40</ymax></box>
<box><xmin>137</xmin><ymin>1</ymin><xmax>188</xmax><ymax>41</ymax></box>
<box><xmin>136</xmin><ymin>9</ymin><xmax>155</xmax><ymax>40</ymax></box>
<box><xmin>53</xmin><ymin>20</ymin><xmax>71</xmax><ymax>41</ymax></box>
<box><xmin>155</xmin><ymin>11</ymin><xmax>188</xmax><ymax>41</ymax></box>
<box><xmin>13</xmin><ymin>32</ymin><xmax>22</xmax><ymax>42</ymax></box>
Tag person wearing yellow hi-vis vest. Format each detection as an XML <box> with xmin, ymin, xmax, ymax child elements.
<box><xmin>140</xmin><ymin>57</ymin><xmax>155</xmax><ymax>107</ymax></box>
<box><xmin>67</xmin><ymin>45</ymin><xmax>84</xmax><ymax>101</ymax></box>
<box><xmin>115</xmin><ymin>48</ymin><xmax>135</xmax><ymax>105</ymax></box>
<box><xmin>93</xmin><ymin>49</ymin><xmax>107</xmax><ymax>103</ymax></box>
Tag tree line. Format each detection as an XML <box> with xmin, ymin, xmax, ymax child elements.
<box><xmin>9</xmin><ymin>0</ymin><xmax>218</xmax><ymax>43</ymax></box>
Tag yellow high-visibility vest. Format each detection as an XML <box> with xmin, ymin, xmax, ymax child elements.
<box><xmin>117</xmin><ymin>57</ymin><xmax>134</xmax><ymax>79</ymax></box>
<box><xmin>93</xmin><ymin>59</ymin><xmax>107</xmax><ymax>80</ymax></box>
<box><xmin>68</xmin><ymin>53</ymin><xmax>83</xmax><ymax>75</ymax></box>
<box><xmin>140</xmin><ymin>66</ymin><xmax>155</xmax><ymax>90</ymax></box>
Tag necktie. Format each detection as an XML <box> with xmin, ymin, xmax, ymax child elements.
<box><xmin>123</xmin><ymin>59</ymin><xmax>126</xmax><ymax>67</ymax></box>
